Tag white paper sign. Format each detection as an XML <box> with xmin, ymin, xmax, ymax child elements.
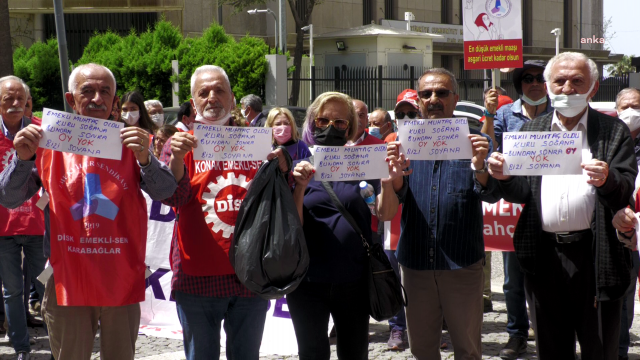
<box><xmin>502</xmin><ymin>131</ymin><xmax>583</xmax><ymax>175</ymax></box>
<box><xmin>313</xmin><ymin>145</ymin><xmax>389</xmax><ymax>181</ymax></box>
<box><xmin>193</xmin><ymin>124</ymin><xmax>272</xmax><ymax>161</ymax></box>
<box><xmin>40</xmin><ymin>108</ymin><xmax>123</xmax><ymax>160</ymax></box>
<box><xmin>397</xmin><ymin>118</ymin><xmax>473</xmax><ymax>160</ymax></box>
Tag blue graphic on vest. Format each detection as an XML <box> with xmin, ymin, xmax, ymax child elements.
<box><xmin>70</xmin><ymin>173</ymin><xmax>119</xmax><ymax>221</ymax></box>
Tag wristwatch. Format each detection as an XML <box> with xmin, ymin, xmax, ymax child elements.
<box><xmin>483</xmin><ymin>109</ymin><xmax>496</xmax><ymax>117</ymax></box>
<box><xmin>471</xmin><ymin>160</ymin><xmax>488</xmax><ymax>174</ymax></box>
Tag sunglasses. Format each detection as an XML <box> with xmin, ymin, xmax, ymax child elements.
<box><xmin>418</xmin><ymin>89</ymin><xmax>454</xmax><ymax>99</ymax></box>
<box><xmin>522</xmin><ymin>74</ymin><xmax>545</xmax><ymax>84</ymax></box>
<box><xmin>315</xmin><ymin>117</ymin><xmax>350</xmax><ymax>130</ymax></box>
<box><xmin>395</xmin><ymin>111</ymin><xmax>419</xmax><ymax>120</ymax></box>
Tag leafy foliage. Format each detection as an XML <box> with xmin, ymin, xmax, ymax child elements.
<box><xmin>606</xmin><ymin>55</ymin><xmax>637</xmax><ymax>77</ymax></box>
<box><xmin>17</xmin><ymin>21</ymin><xmax>270</xmax><ymax>111</ymax></box>
<box><xmin>13</xmin><ymin>39</ymin><xmax>65</xmax><ymax>111</ymax></box>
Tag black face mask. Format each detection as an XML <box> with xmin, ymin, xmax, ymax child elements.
<box><xmin>313</xmin><ymin>126</ymin><xmax>348</xmax><ymax>146</ymax></box>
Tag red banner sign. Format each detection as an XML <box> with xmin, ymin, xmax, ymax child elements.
<box><xmin>464</xmin><ymin>39</ymin><xmax>523</xmax><ymax>70</ymax></box>
<box><xmin>482</xmin><ymin>199</ymin><xmax>522</xmax><ymax>251</ymax></box>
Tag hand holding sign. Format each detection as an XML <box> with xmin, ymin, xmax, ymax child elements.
<box><xmin>385</xmin><ymin>144</ymin><xmax>412</xmax><ymax>183</ymax></box>
<box><xmin>120</xmin><ymin>127</ymin><xmax>151</xmax><ymax>166</ymax></box>
<box><xmin>293</xmin><ymin>161</ymin><xmax>315</xmax><ymax>188</ymax></box>
<box><xmin>170</xmin><ymin>132</ymin><xmax>198</xmax><ymax>161</ymax></box>
<box><xmin>14</xmin><ymin>124</ymin><xmax>42</xmax><ymax>161</ymax></box>
<box><xmin>488</xmin><ymin>152</ymin><xmax>511</xmax><ymax>181</ymax></box>
<box><xmin>582</xmin><ymin>159</ymin><xmax>609</xmax><ymax>187</ymax></box>
<box><xmin>469</xmin><ymin>134</ymin><xmax>490</xmax><ymax>169</ymax></box>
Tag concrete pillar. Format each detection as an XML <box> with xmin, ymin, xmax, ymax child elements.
<box><xmin>265</xmin><ymin>54</ymin><xmax>288</xmax><ymax>106</ymax></box>
<box><xmin>33</xmin><ymin>14</ymin><xmax>45</xmax><ymax>42</ymax></box>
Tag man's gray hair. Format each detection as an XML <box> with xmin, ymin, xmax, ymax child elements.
<box><xmin>0</xmin><ymin>75</ymin><xmax>28</xmax><ymax>95</ymax></box>
<box><xmin>615</xmin><ymin>88</ymin><xmax>640</xmax><ymax>109</ymax></box>
<box><xmin>144</xmin><ymin>99</ymin><xmax>163</xmax><ymax>109</ymax></box>
<box><xmin>543</xmin><ymin>52</ymin><xmax>599</xmax><ymax>86</ymax></box>
<box><xmin>190</xmin><ymin>65</ymin><xmax>231</xmax><ymax>98</ymax></box>
<box><xmin>240</xmin><ymin>94</ymin><xmax>263</xmax><ymax>112</ymax></box>
<box><xmin>418</xmin><ymin>68</ymin><xmax>459</xmax><ymax>94</ymax></box>
<box><xmin>23</xmin><ymin>83</ymin><xmax>31</xmax><ymax>98</ymax></box>
<box><xmin>68</xmin><ymin>63</ymin><xmax>117</xmax><ymax>94</ymax></box>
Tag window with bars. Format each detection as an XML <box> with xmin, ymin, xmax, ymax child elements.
<box><xmin>563</xmin><ymin>0</ymin><xmax>573</xmax><ymax>48</ymax></box>
<box><xmin>363</xmin><ymin>0</ymin><xmax>373</xmax><ymax>25</ymax></box>
<box><xmin>384</xmin><ymin>0</ymin><xmax>394</xmax><ymax>20</ymax></box>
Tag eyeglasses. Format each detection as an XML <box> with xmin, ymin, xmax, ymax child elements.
<box><xmin>395</xmin><ymin>111</ymin><xmax>419</xmax><ymax>120</ymax></box>
<box><xmin>418</xmin><ymin>89</ymin><xmax>454</xmax><ymax>99</ymax></box>
<box><xmin>315</xmin><ymin>117</ymin><xmax>350</xmax><ymax>130</ymax></box>
<box><xmin>522</xmin><ymin>74</ymin><xmax>545</xmax><ymax>84</ymax></box>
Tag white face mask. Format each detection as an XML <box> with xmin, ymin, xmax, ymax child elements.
<box><xmin>547</xmin><ymin>81</ymin><xmax>595</xmax><ymax>118</ymax></box>
<box><xmin>521</xmin><ymin>94</ymin><xmax>548</xmax><ymax>106</ymax></box>
<box><xmin>195</xmin><ymin>105</ymin><xmax>231</xmax><ymax>125</ymax></box>
<box><xmin>151</xmin><ymin>113</ymin><xmax>164</xmax><ymax>126</ymax></box>
<box><xmin>618</xmin><ymin>108</ymin><xmax>640</xmax><ymax>132</ymax></box>
<box><xmin>240</xmin><ymin>108</ymin><xmax>247</xmax><ymax>118</ymax></box>
<box><xmin>121</xmin><ymin>111</ymin><xmax>140</xmax><ymax>126</ymax></box>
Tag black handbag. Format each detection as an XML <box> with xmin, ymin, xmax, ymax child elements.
<box><xmin>320</xmin><ymin>181</ymin><xmax>407</xmax><ymax>321</ymax></box>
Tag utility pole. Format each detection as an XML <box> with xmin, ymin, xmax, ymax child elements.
<box><xmin>53</xmin><ymin>0</ymin><xmax>72</xmax><ymax>112</ymax></box>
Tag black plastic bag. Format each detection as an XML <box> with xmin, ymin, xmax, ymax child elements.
<box><xmin>230</xmin><ymin>153</ymin><xmax>309</xmax><ymax>299</ymax></box>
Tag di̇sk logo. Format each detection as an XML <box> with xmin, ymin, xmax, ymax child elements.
<box><xmin>2</xmin><ymin>150</ymin><xmax>12</xmax><ymax>168</ymax></box>
<box><xmin>201</xmin><ymin>172</ymin><xmax>250</xmax><ymax>238</ymax></box>
<box><xmin>70</xmin><ymin>173</ymin><xmax>119</xmax><ymax>221</ymax></box>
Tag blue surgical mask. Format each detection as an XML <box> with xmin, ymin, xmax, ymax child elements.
<box><xmin>368</xmin><ymin>126</ymin><xmax>383</xmax><ymax>139</ymax></box>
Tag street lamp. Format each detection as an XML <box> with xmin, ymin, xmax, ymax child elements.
<box><xmin>302</xmin><ymin>24</ymin><xmax>313</xmax><ymax>101</ymax></box>
<box><xmin>551</xmin><ymin>28</ymin><xmax>561</xmax><ymax>55</ymax></box>
<box><xmin>248</xmin><ymin>9</ymin><xmax>278</xmax><ymax>52</ymax></box>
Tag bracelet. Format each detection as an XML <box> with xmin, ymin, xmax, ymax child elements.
<box><xmin>483</xmin><ymin>109</ymin><xmax>496</xmax><ymax>117</ymax></box>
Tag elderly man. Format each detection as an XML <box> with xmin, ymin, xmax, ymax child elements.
<box><xmin>144</xmin><ymin>99</ymin><xmax>165</xmax><ymax>127</ymax></box>
<box><xmin>240</xmin><ymin>94</ymin><xmax>265</xmax><ymax>127</ymax></box>
<box><xmin>388</xmin><ymin>68</ymin><xmax>500</xmax><ymax>359</ymax></box>
<box><xmin>0</xmin><ymin>75</ymin><xmax>46</xmax><ymax>360</ymax></box>
<box><xmin>608</xmin><ymin>87</ymin><xmax>640</xmax><ymax>360</ymax></box>
<box><xmin>159</xmin><ymin>65</ymin><xmax>289</xmax><ymax>360</ymax></box>
<box><xmin>488</xmin><ymin>52</ymin><xmax>637</xmax><ymax>359</ymax></box>
<box><xmin>0</xmin><ymin>63</ymin><xmax>178</xmax><ymax>360</ymax></box>
<box><xmin>368</xmin><ymin>108</ymin><xmax>394</xmax><ymax>140</ymax></box>
<box><xmin>482</xmin><ymin>60</ymin><xmax>553</xmax><ymax>360</ymax></box>
<box><xmin>348</xmin><ymin>99</ymin><xmax>384</xmax><ymax>146</ymax></box>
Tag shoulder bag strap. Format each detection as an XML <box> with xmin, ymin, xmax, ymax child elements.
<box><xmin>320</xmin><ymin>181</ymin><xmax>369</xmax><ymax>250</ymax></box>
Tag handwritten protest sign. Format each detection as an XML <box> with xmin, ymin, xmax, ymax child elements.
<box><xmin>313</xmin><ymin>145</ymin><xmax>389</xmax><ymax>181</ymax></box>
<box><xmin>502</xmin><ymin>131</ymin><xmax>583</xmax><ymax>175</ymax></box>
<box><xmin>397</xmin><ymin>119</ymin><xmax>473</xmax><ymax>160</ymax></box>
<box><xmin>193</xmin><ymin>124</ymin><xmax>272</xmax><ymax>161</ymax></box>
<box><xmin>40</xmin><ymin>108</ymin><xmax>123</xmax><ymax>160</ymax></box>
<box><xmin>462</xmin><ymin>0</ymin><xmax>523</xmax><ymax>70</ymax></box>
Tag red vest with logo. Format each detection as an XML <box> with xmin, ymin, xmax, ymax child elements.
<box><xmin>37</xmin><ymin>147</ymin><xmax>147</xmax><ymax>306</ymax></box>
<box><xmin>175</xmin><ymin>131</ymin><xmax>261</xmax><ymax>276</ymax></box>
<box><xmin>0</xmin><ymin>118</ymin><xmax>44</xmax><ymax>236</ymax></box>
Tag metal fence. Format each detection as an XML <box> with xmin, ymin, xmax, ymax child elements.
<box><xmin>288</xmin><ymin>66</ymin><xmax>628</xmax><ymax>109</ymax></box>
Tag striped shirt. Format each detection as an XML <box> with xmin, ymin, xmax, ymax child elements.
<box><xmin>395</xmin><ymin>130</ymin><xmax>500</xmax><ymax>270</ymax></box>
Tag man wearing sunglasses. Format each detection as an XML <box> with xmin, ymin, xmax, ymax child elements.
<box><xmin>481</xmin><ymin>60</ymin><xmax>553</xmax><ymax>360</ymax></box>
<box><xmin>388</xmin><ymin>68</ymin><xmax>501</xmax><ymax>359</ymax></box>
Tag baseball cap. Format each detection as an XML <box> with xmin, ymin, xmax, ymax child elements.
<box><xmin>395</xmin><ymin>89</ymin><xmax>419</xmax><ymax>110</ymax></box>
<box><xmin>513</xmin><ymin>60</ymin><xmax>547</xmax><ymax>95</ymax></box>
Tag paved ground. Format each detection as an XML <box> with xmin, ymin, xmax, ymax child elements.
<box><xmin>2</xmin><ymin>252</ymin><xmax>640</xmax><ymax>359</ymax></box>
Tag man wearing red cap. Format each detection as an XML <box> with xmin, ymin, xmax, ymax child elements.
<box><xmin>385</xmin><ymin>89</ymin><xmax>420</xmax><ymax>143</ymax></box>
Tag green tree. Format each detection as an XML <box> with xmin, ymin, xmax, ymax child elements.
<box><xmin>218</xmin><ymin>0</ymin><xmax>322</xmax><ymax>106</ymax></box>
<box><xmin>175</xmin><ymin>23</ymin><xmax>269</xmax><ymax>102</ymax></box>
<box><xmin>13</xmin><ymin>39</ymin><xmax>64</xmax><ymax>111</ymax></box>
<box><xmin>607</xmin><ymin>55</ymin><xmax>636</xmax><ymax>77</ymax></box>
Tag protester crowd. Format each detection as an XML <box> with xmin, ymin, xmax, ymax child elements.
<box><xmin>0</xmin><ymin>51</ymin><xmax>638</xmax><ymax>360</ymax></box>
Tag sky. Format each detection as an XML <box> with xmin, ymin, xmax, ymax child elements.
<box><xmin>603</xmin><ymin>0</ymin><xmax>640</xmax><ymax>58</ymax></box>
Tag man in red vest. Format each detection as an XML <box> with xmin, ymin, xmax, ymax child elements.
<box><xmin>0</xmin><ymin>63</ymin><xmax>178</xmax><ymax>360</ymax></box>
<box><xmin>159</xmin><ymin>65</ymin><xmax>289</xmax><ymax>360</ymax></box>
<box><xmin>0</xmin><ymin>75</ymin><xmax>46</xmax><ymax>360</ymax></box>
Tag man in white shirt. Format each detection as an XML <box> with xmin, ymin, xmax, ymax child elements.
<box><xmin>487</xmin><ymin>52</ymin><xmax>637</xmax><ymax>359</ymax></box>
